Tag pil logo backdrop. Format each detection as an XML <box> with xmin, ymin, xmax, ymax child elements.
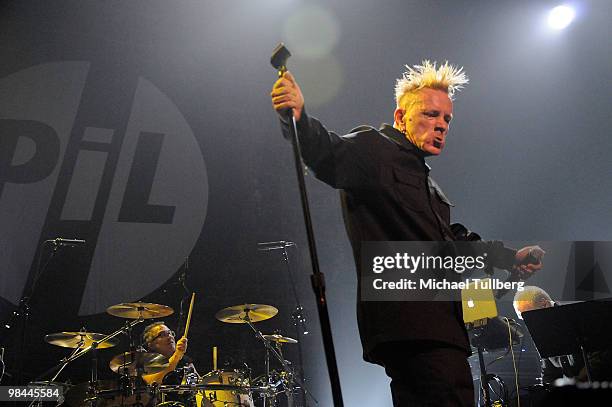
<box><xmin>0</xmin><ymin>62</ymin><xmax>208</xmax><ymax>315</ymax></box>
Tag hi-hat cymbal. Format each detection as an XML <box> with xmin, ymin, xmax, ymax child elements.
<box><xmin>262</xmin><ymin>334</ymin><xmax>298</xmax><ymax>344</ymax></box>
<box><xmin>45</xmin><ymin>332</ymin><xmax>118</xmax><ymax>349</ymax></box>
<box><xmin>106</xmin><ymin>302</ymin><xmax>174</xmax><ymax>319</ymax></box>
<box><xmin>215</xmin><ymin>304</ymin><xmax>278</xmax><ymax>323</ymax></box>
<box><xmin>109</xmin><ymin>351</ymin><xmax>169</xmax><ymax>375</ymax></box>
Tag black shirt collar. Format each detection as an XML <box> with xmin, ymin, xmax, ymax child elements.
<box><xmin>379</xmin><ymin>123</ymin><xmax>429</xmax><ymax>161</ymax></box>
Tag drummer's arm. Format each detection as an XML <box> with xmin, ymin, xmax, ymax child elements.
<box><xmin>142</xmin><ymin>337</ymin><xmax>188</xmax><ymax>384</ymax></box>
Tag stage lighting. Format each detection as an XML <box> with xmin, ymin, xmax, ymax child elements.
<box><xmin>548</xmin><ymin>5</ymin><xmax>575</xmax><ymax>30</ymax></box>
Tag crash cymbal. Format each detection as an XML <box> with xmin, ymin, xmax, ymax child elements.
<box><xmin>262</xmin><ymin>334</ymin><xmax>298</xmax><ymax>344</ymax></box>
<box><xmin>106</xmin><ymin>302</ymin><xmax>174</xmax><ymax>319</ymax></box>
<box><xmin>215</xmin><ymin>304</ymin><xmax>278</xmax><ymax>323</ymax></box>
<box><xmin>45</xmin><ymin>332</ymin><xmax>118</xmax><ymax>349</ymax></box>
<box><xmin>109</xmin><ymin>351</ymin><xmax>169</xmax><ymax>375</ymax></box>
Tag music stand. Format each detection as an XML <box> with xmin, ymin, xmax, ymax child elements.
<box><xmin>522</xmin><ymin>298</ymin><xmax>612</xmax><ymax>382</ymax></box>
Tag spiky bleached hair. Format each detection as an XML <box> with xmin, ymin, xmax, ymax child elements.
<box><xmin>394</xmin><ymin>60</ymin><xmax>468</xmax><ymax>106</ymax></box>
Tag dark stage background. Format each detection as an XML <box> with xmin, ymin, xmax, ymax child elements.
<box><xmin>1</xmin><ymin>1</ymin><xmax>611</xmax><ymax>406</ymax></box>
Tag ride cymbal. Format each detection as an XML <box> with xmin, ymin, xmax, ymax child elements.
<box><xmin>106</xmin><ymin>302</ymin><xmax>174</xmax><ymax>319</ymax></box>
<box><xmin>45</xmin><ymin>332</ymin><xmax>118</xmax><ymax>349</ymax></box>
<box><xmin>215</xmin><ymin>304</ymin><xmax>278</xmax><ymax>323</ymax></box>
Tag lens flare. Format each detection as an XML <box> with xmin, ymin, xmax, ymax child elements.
<box><xmin>548</xmin><ymin>5</ymin><xmax>575</xmax><ymax>30</ymax></box>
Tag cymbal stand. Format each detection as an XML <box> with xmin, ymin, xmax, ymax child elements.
<box><xmin>36</xmin><ymin>318</ymin><xmax>145</xmax><ymax>394</ymax></box>
<box><xmin>259</xmin><ymin>240</ymin><xmax>309</xmax><ymax>406</ymax></box>
<box><xmin>273</xmin><ymin>341</ymin><xmax>295</xmax><ymax>407</ymax></box>
<box><xmin>89</xmin><ymin>342</ymin><xmax>99</xmax><ymax>407</ymax></box>
<box><xmin>263</xmin><ymin>345</ymin><xmax>275</xmax><ymax>407</ymax></box>
<box><xmin>242</xmin><ymin>310</ymin><xmax>317</xmax><ymax>407</ymax></box>
<box><xmin>49</xmin><ymin>335</ymin><xmax>86</xmax><ymax>382</ymax></box>
<box><xmin>281</xmin><ymin>243</ymin><xmax>308</xmax><ymax>407</ymax></box>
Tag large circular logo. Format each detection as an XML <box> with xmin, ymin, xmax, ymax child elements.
<box><xmin>0</xmin><ymin>62</ymin><xmax>208</xmax><ymax>315</ymax></box>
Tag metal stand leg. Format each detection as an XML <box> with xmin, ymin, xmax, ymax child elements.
<box><xmin>477</xmin><ymin>346</ymin><xmax>492</xmax><ymax>407</ymax></box>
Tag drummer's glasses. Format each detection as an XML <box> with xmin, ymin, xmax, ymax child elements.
<box><xmin>153</xmin><ymin>330</ymin><xmax>175</xmax><ymax>341</ymax></box>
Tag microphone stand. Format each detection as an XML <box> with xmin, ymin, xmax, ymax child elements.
<box><xmin>270</xmin><ymin>43</ymin><xmax>344</xmax><ymax>407</ymax></box>
<box><xmin>2</xmin><ymin>240</ymin><xmax>65</xmax><ymax>384</ymax></box>
<box><xmin>176</xmin><ymin>257</ymin><xmax>191</xmax><ymax>337</ymax></box>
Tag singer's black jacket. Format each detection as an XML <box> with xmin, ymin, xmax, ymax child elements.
<box><xmin>281</xmin><ymin>111</ymin><xmax>516</xmax><ymax>364</ymax></box>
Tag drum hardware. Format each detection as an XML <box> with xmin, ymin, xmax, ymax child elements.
<box><xmin>214</xmin><ymin>304</ymin><xmax>278</xmax><ymax>324</ymax></box>
<box><xmin>2</xmin><ymin>238</ymin><xmax>83</xmax><ymax>383</ymax></box>
<box><xmin>157</xmin><ymin>402</ymin><xmax>186</xmax><ymax>407</ymax></box>
<box><xmin>258</xmin><ymin>239</ymin><xmax>310</xmax><ymax>407</ymax></box>
<box><xmin>158</xmin><ymin>382</ymin><xmax>266</xmax><ymax>406</ymax></box>
<box><xmin>215</xmin><ymin>304</ymin><xmax>316</xmax><ymax>407</ymax></box>
<box><xmin>39</xmin><ymin>324</ymin><xmax>132</xmax><ymax>384</ymax></box>
<box><xmin>31</xmin><ymin>295</ymin><xmax>315</xmax><ymax>407</ymax></box>
<box><xmin>27</xmin><ymin>380</ymin><xmax>72</xmax><ymax>406</ymax></box>
<box><xmin>36</xmin><ymin>316</ymin><xmax>149</xmax><ymax>406</ymax></box>
<box><xmin>107</xmin><ymin>302</ymin><xmax>175</xmax><ymax>320</ymax></box>
<box><xmin>30</xmin><ymin>300</ymin><xmax>180</xmax><ymax>407</ymax></box>
<box><xmin>109</xmin><ymin>351</ymin><xmax>169</xmax><ymax>376</ymax></box>
<box><xmin>197</xmin><ymin>369</ymin><xmax>254</xmax><ymax>407</ymax></box>
<box><xmin>45</xmin><ymin>331</ymin><xmax>120</xmax><ymax>350</ymax></box>
<box><xmin>42</xmin><ymin>330</ymin><xmax>90</xmax><ymax>383</ymax></box>
<box><xmin>65</xmin><ymin>379</ymin><xmax>155</xmax><ymax>407</ymax></box>
<box><xmin>262</xmin><ymin>334</ymin><xmax>298</xmax><ymax>344</ymax></box>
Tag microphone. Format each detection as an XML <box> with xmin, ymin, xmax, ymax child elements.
<box><xmin>48</xmin><ymin>238</ymin><xmax>86</xmax><ymax>247</ymax></box>
<box><xmin>257</xmin><ymin>241</ymin><xmax>295</xmax><ymax>251</ymax></box>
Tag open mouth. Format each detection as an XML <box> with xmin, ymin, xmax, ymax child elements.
<box><xmin>432</xmin><ymin>140</ymin><xmax>442</xmax><ymax>149</ymax></box>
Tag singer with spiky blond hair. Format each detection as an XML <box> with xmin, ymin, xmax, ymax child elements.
<box><xmin>271</xmin><ymin>61</ymin><xmax>543</xmax><ymax>406</ymax></box>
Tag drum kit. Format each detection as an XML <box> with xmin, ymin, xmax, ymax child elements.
<box><xmin>34</xmin><ymin>300</ymin><xmax>311</xmax><ymax>407</ymax></box>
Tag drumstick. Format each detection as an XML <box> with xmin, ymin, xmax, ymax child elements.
<box><xmin>213</xmin><ymin>346</ymin><xmax>217</xmax><ymax>371</ymax></box>
<box><xmin>184</xmin><ymin>292</ymin><xmax>195</xmax><ymax>338</ymax></box>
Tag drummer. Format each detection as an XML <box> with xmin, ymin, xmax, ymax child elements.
<box><xmin>141</xmin><ymin>322</ymin><xmax>199</xmax><ymax>384</ymax></box>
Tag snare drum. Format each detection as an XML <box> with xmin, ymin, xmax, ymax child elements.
<box><xmin>196</xmin><ymin>370</ymin><xmax>254</xmax><ymax>407</ymax></box>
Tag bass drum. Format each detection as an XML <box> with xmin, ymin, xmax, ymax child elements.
<box><xmin>196</xmin><ymin>370</ymin><xmax>254</xmax><ymax>407</ymax></box>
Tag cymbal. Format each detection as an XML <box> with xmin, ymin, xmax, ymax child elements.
<box><xmin>106</xmin><ymin>302</ymin><xmax>174</xmax><ymax>319</ymax></box>
<box><xmin>215</xmin><ymin>304</ymin><xmax>278</xmax><ymax>323</ymax></box>
<box><xmin>262</xmin><ymin>334</ymin><xmax>298</xmax><ymax>344</ymax></box>
<box><xmin>45</xmin><ymin>332</ymin><xmax>118</xmax><ymax>349</ymax></box>
<box><xmin>109</xmin><ymin>351</ymin><xmax>169</xmax><ymax>375</ymax></box>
